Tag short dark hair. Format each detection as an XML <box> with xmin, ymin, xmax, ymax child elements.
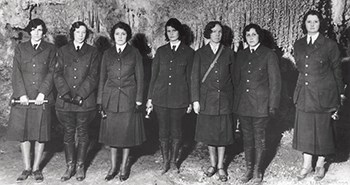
<box><xmin>203</xmin><ymin>21</ymin><xmax>222</xmax><ymax>39</ymax></box>
<box><xmin>164</xmin><ymin>18</ymin><xmax>184</xmax><ymax>42</ymax></box>
<box><xmin>301</xmin><ymin>10</ymin><xmax>325</xmax><ymax>34</ymax></box>
<box><xmin>69</xmin><ymin>21</ymin><xmax>90</xmax><ymax>42</ymax></box>
<box><xmin>242</xmin><ymin>23</ymin><xmax>263</xmax><ymax>43</ymax></box>
<box><xmin>25</xmin><ymin>18</ymin><xmax>47</xmax><ymax>34</ymax></box>
<box><xmin>110</xmin><ymin>22</ymin><xmax>132</xmax><ymax>42</ymax></box>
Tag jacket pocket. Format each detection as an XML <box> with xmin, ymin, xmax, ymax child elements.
<box><xmin>318</xmin><ymin>89</ymin><xmax>338</xmax><ymax>109</ymax></box>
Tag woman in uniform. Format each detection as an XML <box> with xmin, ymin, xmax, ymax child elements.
<box><xmin>291</xmin><ymin>10</ymin><xmax>344</xmax><ymax>181</ymax></box>
<box><xmin>191</xmin><ymin>21</ymin><xmax>235</xmax><ymax>182</ymax></box>
<box><xmin>146</xmin><ymin>18</ymin><xmax>194</xmax><ymax>174</ymax></box>
<box><xmin>7</xmin><ymin>18</ymin><xmax>56</xmax><ymax>183</ymax></box>
<box><xmin>54</xmin><ymin>21</ymin><xmax>100</xmax><ymax>182</ymax></box>
<box><xmin>97</xmin><ymin>22</ymin><xmax>145</xmax><ymax>182</ymax></box>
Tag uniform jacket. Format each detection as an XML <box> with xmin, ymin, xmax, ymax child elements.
<box><xmin>147</xmin><ymin>42</ymin><xmax>194</xmax><ymax>108</ymax></box>
<box><xmin>11</xmin><ymin>40</ymin><xmax>56</xmax><ymax>107</ymax></box>
<box><xmin>293</xmin><ymin>34</ymin><xmax>344</xmax><ymax>112</ymax></box>
<box><xmin>191</xmin><ymin>44</ymin><xmax>235</xmax><ymax>115</ymax></box>
<box><xmin>54</xmin><ymin>42</ymin><xmax>100</xmax><ymax>112</ymax></box>
<box><xmin>97</xmin><ymin>44</ymin><xmax>144</xmax><ymax>113</ymax></box>
<box><xmin>233</xmin><ymin>45</ymin><xmax>281</xmax><ymax>117</ymax></box>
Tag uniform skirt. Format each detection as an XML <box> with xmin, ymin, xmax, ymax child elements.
<box><xmin>99</xmin><ymin>111</ymin><xmax>146</xmax><ymax>147</ymax></box>
<box><xmin>195</xmin><ymin>114</ymin><xmax>234</xmax><ymax>146</ymax></box>
<box><xmin>292</xmin><ymin>110</ymin><xmax>335</xmax><ymax>155</ymax></box>
<box><xmin>7</xmin><ymin>106</ymin><xmax>51</xmax><ymax>142</ymax></box>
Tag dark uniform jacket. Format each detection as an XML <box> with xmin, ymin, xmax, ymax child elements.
<box><xmin>11</xmin><ymin>40</ymin><xmax>56</xmax><ymax>107</ymax></box>
<box><xmin>97</xmin><ymin>44</ymin><xmax>144</xmax><ymax>113</ymax></box>
<box><xmin>54</xmin><ymin>42</ymin><xmax>100</xmax><ymax>112</ymax></box>
<box><xmin>191</xmin><ymin>44</ymin><xmax>235</xmax><ymax>115</ymax></box>
<box><xmin>147</xmin><ymin>42</ymin><xmax>194</xmax><ymax>108</ymax></box>
<box><xmin>293</xmin><ymin>34</ymin><xmax>343</xmax><ymax>112</ymax></box>
<box><xmin>234</xmin><ymin>45</ymin><xmax>281</xmax><ymax>117</ymax></box>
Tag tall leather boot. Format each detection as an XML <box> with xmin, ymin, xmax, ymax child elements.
<box><xmin>170</xmin><ymin>139</ymin><xmax>181</xmax><ymax>172</ymax></box>
<box><xmin>160</xmin><ymin>140</ymin><xmax>170</xmax><ymax>174</ymax></box>
<box><xmin>76</xmin><ymin>142</ymin><xmax>89</xmax><ymax>181</ymax></box>
<box><xmin>252</xmin><ymin>148</ymin><xmax>264</xmax><ymax>184</ymax></box>
<box><xmin>61</xmin><ymin>143</ymin><xmax>76</xmax><ymax>182</ymax></box>
<box><xmin>241</xmin><ymin>147</ymin><xmax>254</xmax><ymax>183</ymax></box>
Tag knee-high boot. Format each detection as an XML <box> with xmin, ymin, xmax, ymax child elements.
<box><xmin>160</xmin><ymin>140</ymin><xmax>170</xmax><ymax>174</ymax></box>
<box><xmin>76</xmin><ymin>142</ymin><xmax>89</xmax><ymax>181</ymax></box>
<box><xmin>241</xmin><ymin>147</ymin><xmax>254</xmax><ymax>183</ymax></box>
<box><xmin>170</xmin><ymin>139</ymin><xmax>181</xmax><ymax>172</ymax></box>
<box><xmin>252</xmin><ymin>148</ymin><xmax>264</xmax><ymax>184</ymax></box>
<box><xmin>61</xmin><ymin>143</ymin><xmax>76</xmax><ymax>182</ymax></box>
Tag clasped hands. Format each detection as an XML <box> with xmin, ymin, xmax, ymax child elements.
<box><xmin>60</xmin><ymin>92</ymin><xmax>83</xmax><ymax>106</ymax></box>
<box><xmin>19</xmin><ymin>93</ymin><xmax>46</xmax><ymax>105</ymax></box>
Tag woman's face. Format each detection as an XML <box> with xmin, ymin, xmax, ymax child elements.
<box><xmin>305</xmin><ymin>14</ymin><xmax>320</xmax><ymax>34</ymax></box>
<box><xmin>30</xmin><ymin>25</ymin><xmax>43</xmax><ymax>42</ymax></box>
<box><xmin>166</xmin><ymin>26</ymin><xmax>179</xmax><ymax>42</ymax></box>
<box><xmin>114</xmin><ymin>28</ymin><xmax>128</xmax><ymax>46</ymax></box>
<box><xmin>74</xmin><ymin>26</ymin><xmax>87</xmax><ymax>44</ymax></box>
<box><xmin>209</xmin><ymin>24</ymin><xmax>222</xmax><ymax>44</ymax></box>
<box><xmin>245</xmin><ymin>28</ymin><xmax>259</xmax><ymax>47</ymax></box>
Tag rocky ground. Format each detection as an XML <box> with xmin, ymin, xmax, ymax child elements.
<box><xmin>0</xmin><ymin>101</ymin><xmax>350</xmax><ymax>185</ymax></box>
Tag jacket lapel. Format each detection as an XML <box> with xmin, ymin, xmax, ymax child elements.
<box><xmin>308</xmin><ymin>34</ymin><xmax>325</xmax><ymax>54</ymax></box>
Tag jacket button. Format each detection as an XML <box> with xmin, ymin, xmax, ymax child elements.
<box><xmin>305</xmin><ymin>73</ymin><xmax>308</xmax><ymax>76</ymax></box>
<box><xmin>306</xmin><ymin>55</ymin><xmax>309</xmax><ymax>58</ymax></box>
<box><xmin>32</xmin><ymin>82</ymin><xmax>36</xmax><ymax>84</ymax></box>
<box><xmin>215</xmin><ymin>71</ymin><xmax>218</xmax><ymax>73</ymax></box>
<box><xmin>305</xmin><ymin>82</ymin><xmax>309</xmax><ymax>85</ymax></box>
<box><xmin>74</xmin><ymin>76</ymin><xmax>77</xmax><ymax>79</ymax></box>
<box><xmin>74</xmin><ymin>68</ymin><xmax>77</xmax><ymax>71</ymax></box>
<box><xmin>247</xmin><ymin>79</ymin><xmax>250</xmax><ymax>82</ymax></box>
<box><xmin>305</xmin><ymin>64</ymin><xmax>308</xmax><ymax>67</ymax></box>
<box><xmin>246</xmin><ymin>89</ymin><xmax>250</xmax><ymax>92</ymax></box>
<box><xmin>169</xmin><ymin>68</ymin><xmax>172</xmax><ymax>71</ymax></box>
<box><xmin>169</xmin><ymin>76</ymin><xmax>172</xmax><ymax>78</ymax></box>
<box><xmin>248</xmin><ymin>62</ymin><xmax>251</xmax><ymax>65</ymax></box>
<box><xmin>118</xmin><ymin>87</ymin><xmax>121</xmax><ymax>89</ymax></box>
<box><xmin>117</xmin><ymin>77</ymin><xmax>121</xmax><ymax>79</ymax></box>
<box><xmin>248</xmin><ymin>70</ymin><xmax>251</xmax><ymax>73</ymax></box>
<box><xmin>32</xmin><ymin>72</ymin><xmax>36</xmax><ymax>75</ymax></box>
<box><xmin>169</xmin><ymin>83</ymin><xmax>172</xmax><ymax>86</ymax></box>
<box><xmin>33</xmin><ymin>64</ymin><xmax>36</xmax><ymax>67</ymax></box>
<box><xmin>73</xmin><ymin>85</ymin><xmax>76</xmax><ymax>88</ymax></box>
<box><xmin>170</xmin><ymin>60</ymin><xmax>173</xmax><ymax>63</ymax></box>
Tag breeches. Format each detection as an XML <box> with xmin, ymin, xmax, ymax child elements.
<box><xmin>239</xmin><ymin>116</ymin><xmax>269</xmax><ymax>151</ymax></box>
<box><xmin>154</xmin><ymin>105</ymin><xmax>186</xmax><ymax>142</ymax></box>
<box><xmin>56</xmin><ymin>110</ymin><xmax>96</xmax><ymax>144</ymax></box>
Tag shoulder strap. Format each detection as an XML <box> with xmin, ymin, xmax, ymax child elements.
<box><xmin>201</xmin><ymin>45</ymin><xmax>224</xmax><ymax>83</ymax></box>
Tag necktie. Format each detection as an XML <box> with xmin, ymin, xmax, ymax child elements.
<box><xmin>33</xmin><ymin>44</ymin><xmax>38</xmax><ymax>50</ymax></box>
<box><xmin>118</xmin><ymin>48</ymin><xmax>122</xmax><ymax>54</ymax></box>
<box><xmin>251</xmin><ymin>49</ymin><xmax>255</xmax><ymax>53</ymax></box>
<box><xmin>76</xmin><ymin>46</ymin><xmax>80</xmax><ymax>52</ymax></box>
<box><xmin>172</xmin><ymin>45</ymin><xmax>176</xmax><ymax>53</ymax></box>
<box><xmin>308</xmin><ymin>36</ymin><xmax>312</xmax><ymax>45</ymax></box>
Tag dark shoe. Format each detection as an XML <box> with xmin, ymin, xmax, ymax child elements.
<box><xmin>241</xmin><ymin>168</ymin><xmax>253</xmax><ymax>183</ymax></box>
<box><xmin>16</xmin><ymin>170</ymin><xmax>32</xmax><ymax>182</ymax></box>
<box><xmin>119</xmin><ymin>167</ymin><xmax>129</xmax><ymax>182</ymax></box>
<box><xmin>204</xmin><ymin>166</ymin><xmax>217</xmax><ymax>177</ymax></box>
<box><xmin>314</xmin><ymin>167</ymin><xmax>325</xmax><ymax>181</ymax></box>
<box><xmin>75</xmin><ymin>163</ymin><xmax>85</xmax><ymax>181</ymax></box>
<box><xmin>217</xmin><ymin>168</ymin><xmax>228</xmax><ymax>182</ymax></box>
<box><xmin>60</xmin><ymin>162</ymin><xmax>75</xmax><ymax>182</ymax></box>
<box><xmin>33</xmin><ymin>170</ymin><xmax>44</xmax><ymax>183</ymax></box>
<box><xmin>251</xmin><ymin>169</ymin><xmax>263</xmax><ymax>184</ymax></box>
<box><xmin>170</xmin><ymin>140</ymin><xmax>181</xmax><ymax>173</ymax></box>
<box><xmin>296</xmin><ymin>167</ymin><xmax>313</xmax><ymax>180</ymax></box>
<box><xmin>104</xmin><ymin>169</ymin><xmax>118</xmax><ymax>181</ymax></box>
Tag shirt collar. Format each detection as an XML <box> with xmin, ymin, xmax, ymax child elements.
<box><xmin>307</xmin><ymin>32</ymin><xmax>319</xmax><ymax>44</ymax></box>
<box><xmin>31</xmin><ymin>40</ymin><xmax>42</xmax><ymax>48</ymax></box>
<box><xmin>209</xmin><ymin>42</ymin><xmax>220</xmax><ymax>53</ymax></box>
<box><xmin>74</xmin><ymin>42</ymin><xmax>84</xmax><ymax>50</ymax></box>
<box><xmin>116</xmin><ymin>43</ymin><xmax>127</xmax><ymax>52</ymax></box>
<box><xmin>249</xmin><ymin>43</ymin><xmax>260</xmax><ymax>52</ymax></box>
<box><xmin>170</xmin><ymin>41</ymin><xmax>181</xmax><ymax>51</ymax></box>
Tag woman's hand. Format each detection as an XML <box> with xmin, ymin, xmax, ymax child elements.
<box><xmin>193</xmin><ymin>101</ymin><xmax>200</xmax><ymax>114</ymax></box>
<box><xmin>146</xmin><ymin>99</ymin><xmax>153</xmax><ymax>112</ymax></box>
<box><xmin>186</xmin><ymin>104</ymin><xmax>192</xmax><ymax>113</ymax></box>
<box><xmin>19</xmin><ymin>95</ymin><xmax>29</xmax><ymax>105</ymax></box>
<box><xmin>35</xmin><ymin>93</ymin><xmax>45</xmax><ymax>105</ymax></box>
